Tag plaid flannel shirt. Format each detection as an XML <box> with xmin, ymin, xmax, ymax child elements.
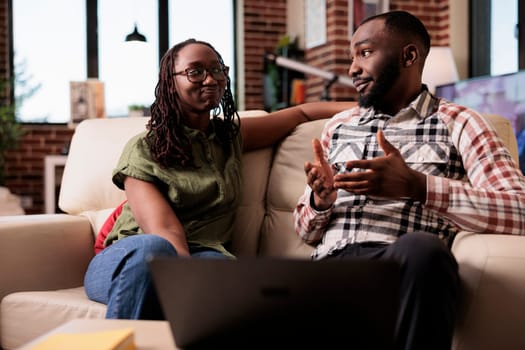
<box><xmin>294</xmin><ymin>90</ymin><xmax>525</xmax><ymax>260</ymax></box>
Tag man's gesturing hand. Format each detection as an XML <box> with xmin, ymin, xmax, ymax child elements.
<box><xmin>304</xmin><ymin>138</ymin><xmax>337</xmax><ymax>210</ymax></box>
<box><xmin>333</xmin><ymin>130</ymin><xmax>426</xmax><ymax>201</ymax></box>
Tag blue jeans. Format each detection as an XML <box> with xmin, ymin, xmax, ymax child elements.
<box><xmin>84</xmin><ymin>234</ymin><xmax>231</xmax><ymax>319</ymax></box>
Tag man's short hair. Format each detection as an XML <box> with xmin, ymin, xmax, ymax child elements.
<box><xmin>358</xmin><ymin>10</ymin><xmax>431</xmax><ymax>59</ymax></box>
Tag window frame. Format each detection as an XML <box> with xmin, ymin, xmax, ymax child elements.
<box><xmin>9</xmin><ymin>0</ymin><xmax>236</xmax><ymax>124</ymax></box>
<box><xmin>470</xmin><ymin>0</ymin><xmax>524</xmax><ymax>77</ymax></box>
<box><xmin>87</xmin><ymin>0</ymin><xmax>169</xmax><ymax>78</ymax></box>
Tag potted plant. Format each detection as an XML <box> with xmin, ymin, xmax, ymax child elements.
<box><xmin>264</xmin><ymin>34</ymin><xmax>304</xmax><ymax>111</ymax></box>
<box><xmin>0</xmin><ymin>59</ymin><xmax>40</xmax><ymax>185</ymax></box>
<box><xmin>0</xmin><ymin>86</ymin><xmax>23</xmax><ymax>185</ymax></box>
<box><xmin>0</xmin><ymin>79</ymin><xmax>26</xmax><ymax>214</ymax></box>
<box><xmin>128</xmin><ymin>104</ymin><xmax>146</xmax><ymax>118</ymax></box>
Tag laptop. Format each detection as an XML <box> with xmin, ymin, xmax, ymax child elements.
<box><xmin>148</xmin><ymin>257</ymin><xmax>400</xmax><ymax>350</ymax></box>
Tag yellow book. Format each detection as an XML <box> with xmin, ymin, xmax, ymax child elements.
<box><xmin>29</xmin><ymin>327</ymin><xmax>135</xmax><ymax>350</ymax></box>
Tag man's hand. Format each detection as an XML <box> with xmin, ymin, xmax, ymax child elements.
<box><xmin>333</xmin><ymin>130</ymin><xmax>427</xmax><ymax>201</ymax></box>
<box><xmin>304</xmin><ymin>138</ymin><xmax>337</xmax><ymax>210</ymax></box>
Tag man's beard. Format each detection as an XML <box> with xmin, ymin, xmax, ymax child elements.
<box><xmin>358</xmin><ymin>60</ymin><xmax>400</xmax><ymax>111</ymax></box>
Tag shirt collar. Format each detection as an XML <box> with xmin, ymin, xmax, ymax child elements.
<box><xmin>408</xmin><ymin>86</ymin><xmax>440</xmax><ymax>119</ymax></box>
<box><xmin>182</xmin><ymin>119</ymin><xmax>219</xmax><ymax>141</ymax></box>
<box><xmin>357</xmin><ymin>85</ymin><xmax>439</xmax><ymax>125</ymax></box>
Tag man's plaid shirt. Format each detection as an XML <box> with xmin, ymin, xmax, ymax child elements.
<box><xmin>294</xmin><ymin>90</ymin><xmax>525</xmax><ymax>260</ymax></box>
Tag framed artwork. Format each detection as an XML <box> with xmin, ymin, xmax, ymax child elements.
<box><xmin>69</xmin><ymin>79</ymin><xmax>106</xmax><ymax>128</ymax></box>
<box><xmin>349</xmin><ymin>0</ymin><xmax>390</xmax><ymax>37</ymax></box>
<box><xmin>305</xmin><ymin>0</ymin><xmax>327</xmax><ymax>49</ymax></box>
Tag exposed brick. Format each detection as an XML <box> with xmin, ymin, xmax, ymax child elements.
<box><xmin>2</xmin><ymin>121</ymin><xmax>73</xmax><ymax>213</ymax></box>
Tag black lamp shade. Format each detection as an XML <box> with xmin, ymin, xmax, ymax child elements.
<box><xmin>125</xmin><ymin>24</ymin><xmax>147</xmax><ymax>42</ymax></box>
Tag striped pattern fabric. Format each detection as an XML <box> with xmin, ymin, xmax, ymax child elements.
<box><xmin>294</xmin><ymin>90</ymin><xmax>525</xmax><ymax>260</ymax></box>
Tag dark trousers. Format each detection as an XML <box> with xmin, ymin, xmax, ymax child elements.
<box><xmin>326</xmin><ymin>232</ymin><xmax>460</xmax><ymax>350</ymax></box>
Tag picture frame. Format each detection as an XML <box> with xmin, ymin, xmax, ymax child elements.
<box><xmin>348</xmin><ymin>0</ymin><xmax>390</xmax><ymax>38</ymax></box>
<box><xmin>69</xmin><ymin>79</ymin><xmax>106</xmax><ymax>128</ymax></box>
<box><xmin>305</xmin><ymin>0</ymin><xmax>327</xmax><ymax>49</ymax></box>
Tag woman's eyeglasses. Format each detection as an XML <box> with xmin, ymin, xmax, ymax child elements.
<box><xmin>173</xmin><ymin>66</ymin><xmax>229</xmax><ymax>83</ymax></box>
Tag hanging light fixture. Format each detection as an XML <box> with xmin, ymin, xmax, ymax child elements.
<box><xmin>125</xmin><ymin>23</ymin><xmax>147</xmax><ymax>42</ymax></box>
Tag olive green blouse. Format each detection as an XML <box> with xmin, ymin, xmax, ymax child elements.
<box><xmin>104</xmin><ymin>120</ymin><xmax>242</xmax><ymax>258</ymax></box>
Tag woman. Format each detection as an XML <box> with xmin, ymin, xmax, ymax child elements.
<box><xmin>84</xmin><ymin>38</ymin><xmax>355</xmax><ymax>319</ymax></box>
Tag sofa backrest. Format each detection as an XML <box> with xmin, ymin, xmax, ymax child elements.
<box><xmin>58</xmin><ymin>111</ymin><xmax>272</xmax><ymax>250</ymax></box>
<box><xmin>58</xmin><ymin>112</ymin><xmax>519</xmax><ymax>258</ymax></box>
<box><xmin>258</xmin><ymin>119</ymin><xmax>326</xmax><ymax>258</ymax></box>
<box><xmin>256</xmin><ymin>113</ymin><xmax>520</xmax><ymax>258</ymax></box>
<box><xmin>59</xmin><ymin>117</ymin><xmax>148</xmax><ymax>215</ymax></box>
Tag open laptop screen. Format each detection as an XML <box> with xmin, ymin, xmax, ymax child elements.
<box><xmin>149</xmin><ymin>257</ymin><xmax>400</xmax><ymax>350</ymax></box>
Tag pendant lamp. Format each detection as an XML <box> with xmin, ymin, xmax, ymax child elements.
<box><xmin>125</xmin><ymin>23</ymin><xmax>147</xmax><ymax>42</ymax></box>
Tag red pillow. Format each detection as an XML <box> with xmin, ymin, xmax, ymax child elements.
<box><xmin>94</xmin><ymin>200</ymin><xmax>127</xmax><ymax>254</ymax></box>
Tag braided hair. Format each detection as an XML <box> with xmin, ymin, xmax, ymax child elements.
<box><xmin>146</xmin><ymin>38</ymin><xmax>239</xmax><ymax>168</ymax></box>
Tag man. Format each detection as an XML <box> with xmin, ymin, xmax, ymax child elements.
<box><xmin>294</xmin><ymin>10</ymin><xmax>525</xmax><ymax>350</ymax></box>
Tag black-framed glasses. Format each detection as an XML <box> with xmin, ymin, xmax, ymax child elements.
<box><xmin>173</xmin><ymin>66</ymin><xmax>229</xmax><ymax>83</ymax></box>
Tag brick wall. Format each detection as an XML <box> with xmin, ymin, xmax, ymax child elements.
<box><xmin>242</xmin><ymin>0</ymin><xmax>451</xmax><ymax>106</ymax></box>
<box><xmin>242</xmin><ymin>0</ymin><xmax>287</xmax><ymax>109</ymax></box>
<box><xmin>0</xmin><ymin>0</ymin><xmax>450</xmax><ymax>214</ymax></box>
<box><xmin>390</xmin><ymin>0</ymin><xmax>450</xmax><ymax>46</ymax></box>
<box><xmin>304</xmin><ymin>0</ymin><xmax>357</xmax><ymax>102</ymax></box>
<box><xmin>3</xmin><ymin>124</ymin><xmax>73</xmax><ymax>214</ymax></box>
<box><xmin>303</xmin><ymin>0</ymin><xmax>450</xmax><ymax>102</ymax></box>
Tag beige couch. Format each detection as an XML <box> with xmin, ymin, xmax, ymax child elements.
<box><xmin>1</xmin><ymin>111</ymin><xmax>524</xmax><ymax>350</ymax></box>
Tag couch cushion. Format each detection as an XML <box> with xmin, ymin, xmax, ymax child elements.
<box><xmin>59</xmin><ymin>117</ymin><xmax>149</xmax><ymax>215</ymax></box>
<box><xmin>0</xmin><ymin>287</ymin><xmax>106</xmax><ymax>349</ymax></box>
<box><xmin>482</xmin><ymin>114</ymin><xmax>519</xmax><ymax>164</ymax></box>
<box><xmin>259</xmin><ymin>119</ymin><xmax>329</xmax><ymax>257</ymax></box>
<box><xmin>451</xmin><ymin>232</ymin><xmax>525</xmax><ymax>350</ymax></box>
<box><xmin>0</xmin><ymin>215</ymin><xmax>95</xmax><ymax>303</ymax></box>
<box><xmin>232</xmin><ymin>148</ymin><xmax>273</xmax><ymax>256</ymax></box>
<box><xmin>81</xmin><ymin>207</ymin><xmax>118</xmax><ymax>240</ymax></box>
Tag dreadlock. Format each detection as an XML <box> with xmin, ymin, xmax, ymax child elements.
<box><xmin>146</xmin><ymin>38</ymin><xmax>240</xmax><ymax>168</ymax></box>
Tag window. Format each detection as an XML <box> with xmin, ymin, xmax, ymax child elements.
<box><xmin>169</xmin><ymin>0</ymin><xmax>235</xmax><ymax>94</ymax></box>
<box><xmin>471</xmin><ymin>0</ymin><xmax>522</xmax><ymax>77</ymax></box>
<box><xmin>12</xmin><ymin>0</ymin><xmax>235</xmax><ymax>123</ymax></box>
<box><xmin>99</xmin><ymin>0</ymin><xmax>158</xmax><ymax>117</ymax></box>
<box><xmin>13</xmin><ymin>0</ymin><xmax>86</xmax><ymax>123</ymax></box>
<box><xmin>491</xmin><ymin>0</ymin><xmax>518</xmax><ymax>75</ymax></box>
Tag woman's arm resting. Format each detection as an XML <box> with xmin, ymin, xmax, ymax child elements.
<box><xmin>124</xmin><ymin>176</ymin><xmax>190</xmax><ymax>256</ymax></box>
<box><xmin>241</xmin><ymin>101</ymin><xmax>356</xmax><ymax>151</ymax></box>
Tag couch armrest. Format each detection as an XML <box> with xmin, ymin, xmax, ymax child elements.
<box><xmin>0</xmin><ymin>214</ymin><xmax>95</xmax><ymax>301</ymax></box>
<box><xmin>451</xmin><ymin>232</ymin><xmax>525</xmax><ymax>350</ymax></box>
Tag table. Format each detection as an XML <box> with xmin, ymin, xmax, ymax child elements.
<box><xmin>18</xmin><ymin>319</ymin><xmax>178</xmax><ymax>350</ymax></box>
<box><xmin>44</xmin><ymin>155</ymin><xmax>68</xmax><ymax>214</ymax></box>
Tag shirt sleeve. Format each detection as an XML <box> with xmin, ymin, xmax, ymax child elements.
<box><xmin>293</xmin><ymin>109</ymin><xmax>354</xmax><ymax>242</ymax></box>
<box><xmin>424</xmin><ymin>108</ymin><xmax>525</xmax><ymax>235</ymax></box>
<box><xmin>294</xmin><ymin>187</ymin><xmax>333</xmax><ymax>243</ymax></box>
<box><xmin>112</xmin><ymin>132</ymin><xmax>158</xmax><ymax>190</ymax></box>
